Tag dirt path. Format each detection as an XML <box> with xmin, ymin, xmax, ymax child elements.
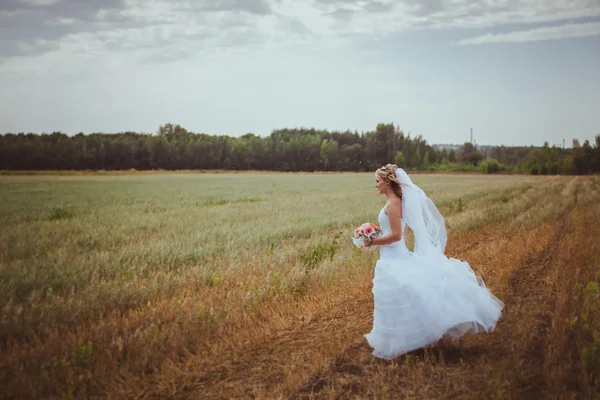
<box><xmin>141</xmin><ymin>193</ymin><xmax>576</xmax><ymax>399</ymax></box>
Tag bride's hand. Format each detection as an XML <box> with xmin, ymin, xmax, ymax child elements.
<box><xmin>365</xmin><ymin>238</ymin><xmax>374</xmax><ymax>247</ymax></box>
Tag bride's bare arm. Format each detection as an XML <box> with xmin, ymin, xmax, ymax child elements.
<box><xmin>367</xmin><ymin>201</ymin><xmax>402</xmax><ymax>246</ymax></box>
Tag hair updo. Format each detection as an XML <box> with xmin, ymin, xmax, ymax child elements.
<box><xmin>376</xmin><ymin>164</ymin><xmax>402</xmax><ymax>200</ymax></box>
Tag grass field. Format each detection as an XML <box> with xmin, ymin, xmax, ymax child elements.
<box><xmin>1</xmin><ymin>172</ymin><xmax>599</xmax><ymax>399</ymax></box>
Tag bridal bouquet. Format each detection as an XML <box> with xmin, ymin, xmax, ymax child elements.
<box><xmin>352</xmin><ymin>222</ymin><xmax>381</xmax><ymax>248</ymax></box>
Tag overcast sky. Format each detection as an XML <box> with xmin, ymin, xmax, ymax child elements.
<box><xmin>1</xmin><ymin>0</ymin><xmax>599</xmax><ymax>146</ymax></box>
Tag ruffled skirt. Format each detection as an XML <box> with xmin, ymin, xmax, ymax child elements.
<box><xmin>364</xmin><ymin>244</ymin><xmax>504</xmax><ymax>359</ymax></box>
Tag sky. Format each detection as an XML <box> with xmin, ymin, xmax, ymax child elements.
<box><xmin>0</xmin><ymin>0</ymin><xmax>599</xmax><ymax>147</ymax></box>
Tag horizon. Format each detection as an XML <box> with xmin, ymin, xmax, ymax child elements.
<box><xmin>1</xmin><ymin>0</ymin><xmax>599</xmax><ymax>147</ymax></box>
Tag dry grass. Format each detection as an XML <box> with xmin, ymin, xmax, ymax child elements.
<box><xmin>0</xmin><ymin>173</ymin><xmax>598</xmax><ymax>399</ymax></box>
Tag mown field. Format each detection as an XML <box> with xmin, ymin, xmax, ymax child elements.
<box><xmin>1</xmin><ymin>172</ymin><xmax>599</xmax><ymax>399</ymax></box>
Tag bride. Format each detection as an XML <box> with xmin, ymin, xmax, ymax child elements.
<box><xmin>363</xmin><ymin>164</ymin><xmax>504</xmax><ymax>359</ymax></box>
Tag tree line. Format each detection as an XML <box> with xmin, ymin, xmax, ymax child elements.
<box><xmin>1</xmin><ymin>123</ymin><xmax>598</xmax><ymax>174</ymax></box>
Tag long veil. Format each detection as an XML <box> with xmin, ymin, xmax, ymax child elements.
<box><xmin>396</xmin><ymin>168</ymin><xmax>447</xmax><ymax>260</ymax></box>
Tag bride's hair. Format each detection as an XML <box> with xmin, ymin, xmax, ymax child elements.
<box><xmin>376</xmin><ymin>164</ymin><xmax>402</xmax><ymax>200</ymax></box>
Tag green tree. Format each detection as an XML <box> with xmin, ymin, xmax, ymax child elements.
<box><xmin>448</xmin><ymin>149</ymin><xmax>457</xmax><ymax>163</ymax></box>
<box><xmin>594</xmin><ymin>134</ymin><xmax>600</xmax><ymax>173</ymax></box>
<box><xmin>572</xmin><ymin>139</ymin><xmax>591</xmax><ymax>175</ymax></box>
<box><xmin>320</xmin><ymin>139</ymin><xmax>339</xmax><ymax>171</ymax></box>
<box><xmin>440</xmin><ymin>148</ymin><xmax>448</xmax><ymax>164</ymax></box>
<box><xmin>421</xmin><ymin>152</ymin><xmax>430</xmax><ymax>170</ymax></box>
<box><xmin>485</xmin><ymin>158</ymin><xmax>500</xmax><ymax>173</ymax></box>
<box><xmin>459</xmin><ymin>142</ymin><xmax>483</xmax><ymax>166</ymax></box>
<box><xmin>395</xmin><ymin>151</ymin><xmax>406</xmax><ymax>168</ymax></box>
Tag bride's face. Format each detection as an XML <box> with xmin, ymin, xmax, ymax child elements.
<box><xmin>375</xmin><ymin>173</ymin><xmax>387</xmax><ymax>194</ymax></box>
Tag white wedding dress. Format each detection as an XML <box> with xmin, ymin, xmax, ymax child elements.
<box><xmin>364</xmin><ymin>206</ymin><xmax>504</xmax><ymax>360</ymax></box>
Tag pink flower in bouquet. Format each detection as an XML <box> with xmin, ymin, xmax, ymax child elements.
<box><xmin>352</xmin><ymin>222</ymin><xmax>381</xmax><ymax>248</ymax></box>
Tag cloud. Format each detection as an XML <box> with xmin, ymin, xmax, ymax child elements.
<box><xmin>363</xmin><ymin>1</ymin><xmax>394</xmax><ymax>13</ymax></box>
<box><xmin>457</xmin><ymin>21</ymin><xmax>600</xmax><ymax>45</ymax></box>
<box><xmin>175</xmin><ymin>0</ymin><xmax>272</xmax><ymax>15</ymax></box>
<box><xmin>0</xmin><ymin>0</ymin><xmax>273</xmax><ymax>58</ymax></box>
<box><xmin>1</xmin><ymin>0</ymin><xmax>599</xmax><ymax>68</ymax></box>
<box><xmin>0</xmin><ymin>0</ymin><xmax>139</xmax><ymax>58</ymax></box>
